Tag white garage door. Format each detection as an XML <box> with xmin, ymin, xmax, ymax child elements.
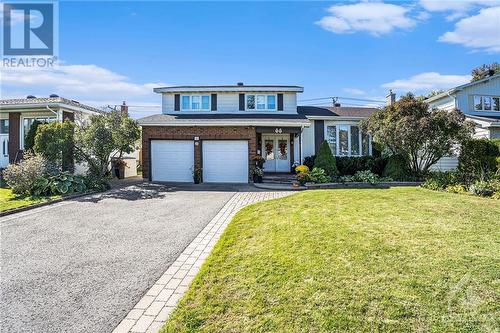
<box><xmin>151</xmin><ymin>140</ymin><xmax>194</xmax><ymax>182</ymax></box>
<box><xmin>203</xmin><ymin>140</ymin><xmax>248</xmax><ymax>183</ymax></box>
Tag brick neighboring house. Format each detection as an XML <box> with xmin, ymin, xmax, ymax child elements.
<box><xmin>138</xmin><ymin>84</ymin><xmax>378</xmax><ymax>183</ymax></box>
<box><xmin>0</xmin><ymin>95</ymin><xmax>101</xmax><ymax>170</ymax></box>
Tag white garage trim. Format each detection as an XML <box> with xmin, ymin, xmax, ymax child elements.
<box><xmin>202</xmin><ymin>140</ymin><xmax>249</xmax><ymax>183</ymax></box>
<box><xmin>151</xmin><ymin>140</ymin><xmax>194</xmax><ymax>182</ymax></box>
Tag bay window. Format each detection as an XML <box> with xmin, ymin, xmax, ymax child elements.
<box><xmin>325</xmin><ymin>124</ymin><xmax>371</xmax><ymax>156</ymax></box>
<box><xmin>246</xmin><ymin>94</ymin><xmax>277</xmax><ymax>110</ymax></box>
<box><xmin>181</xmin><ymin>95</ymin><xmax>210</xmax><ymax>111</ymax></box>
<box><xmin>474</xmin><ymin>95</ymin><xmax>500</xmax><ymax>111</ymax></box>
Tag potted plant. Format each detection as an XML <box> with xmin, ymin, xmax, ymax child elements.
<box><xmin>113</xmin><ymin>159</ymin><xmax>127</xmax><ymax>179</ymax></box>
<box><xmin>252</xmin><ymin>155</ymin><xmax>265</xmax><ymax>168</ymax></box>
<box><xmin>193</xmin><ymin>168</ymin><xmax>202</xmax><ymax>184</ymax></box>
<box><xmin>296</xmin><ymin>172</ymin><xmax>310</xmax><ymax>186</ymax></box>
<box><xmin>291</xmin><ymin>161</ymin><xmax>300</xmax><ymax>174</ymax></box>
<box><xmin>251</xmin><ymin>167</ymin><xmax>264</xmax><ymax>183</ymax></box>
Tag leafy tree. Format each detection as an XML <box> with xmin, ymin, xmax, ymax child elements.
<box><xmin>74</xmin><ymin>111</ymin><xmax>140</xmax><ymax>181</ymax></box>
<box><xmin>471</xmin><ymin>62</ymin><xmax>500</xmax><ymax>82</ymax></box>
<box><xmin>314</xmin><ymin>141</ymin><xmax>338</xmax><ymax>177</ymax></box>
<box><xmin>24</xmin><ymin>120</ymin><xmax>42</xmax><ymax>152</ymax></box>
<box><xmin>361</xmin><ymin>93</ymin><xmax>474</xmax><ymax>177</ymax></box>
<box><xmin>34</xmin><ymin>121</ymin><xmax>75</xmax><ymax>171</ymax></box>
<box><xmin>458</xmin><ymin>139</ymin><xmax>499</xmax><ymax>182</ymax></box>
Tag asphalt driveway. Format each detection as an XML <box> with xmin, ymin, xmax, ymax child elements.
<box><xmin>0</xmin><ymin>183</ymin><xmax>238</xmax><ymax>333</ymax></box>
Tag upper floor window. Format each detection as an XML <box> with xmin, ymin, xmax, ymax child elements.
<box><xmin>0</xmin><ymin>120</ymin><xmax>9</xmax><ymax>134</ymax></box>
<box><xmin>246</xmin><ymin>94</ymin><xmax>276</xmax><ymax>111</ymax></box>
<box><xmin>181</xmin><ymin>95</ymin><xmax>210</xmax><ymax>111</ymax></box>
<box><xmin>474</xmin><ymin>95</ymin><xmax>500</xmax><ymax>111</ymax></box>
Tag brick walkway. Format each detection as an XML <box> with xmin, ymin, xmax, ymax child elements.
<box><xmin>112</xmin><ymin>191</ymin><xmax>292</xmax><ymax>333</ymax></box>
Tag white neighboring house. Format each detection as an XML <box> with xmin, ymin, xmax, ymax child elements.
<box><xmin>425</xmin><ymin>73</ymin><xmax>500</xmax><ymax>170</ymax></box>
<box><xmin>0</xmin><ymin>95</ymin><xmax>101</xmax><ymax>171</ymax></box>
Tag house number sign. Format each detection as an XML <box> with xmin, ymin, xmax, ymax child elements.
<box><xmin>274</xmin><ymin>128</ymin><xmax>283</xmax><ymax>134</ymax></box>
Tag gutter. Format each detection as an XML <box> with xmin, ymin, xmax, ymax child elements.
<box><xmin>138</xmin><ymin>120</ymin><xmax>311</xmax><ymax>127</ymax></box>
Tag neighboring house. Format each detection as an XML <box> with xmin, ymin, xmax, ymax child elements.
<box><xmin>137</xmin><ymin>83</ymin><xmax>377</xmax><ymax>184</ymax></box>
<box><xmin>426</xmin><ymin>73</ymin><xmax>500</xmax><ymax>139</ymax></box>
<box><xmin>425</xmin><ymin>73</ymin><xmax>500</xmax><ymax>170</ymax></box>
<box><xmin>0</xmin><ymin>95</ymin><xmax>101</xmax><ymax>170</ymax></box>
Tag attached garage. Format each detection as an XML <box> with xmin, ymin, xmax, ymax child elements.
<box><xmin>151</xmin><ymin>140</ymin><xmax>194</xmax><ymax>182</ymax></box>
<box><xmin>202</xmin><ymin>140</ymin><xmax>249</xmax><ymax>183</ymax></box>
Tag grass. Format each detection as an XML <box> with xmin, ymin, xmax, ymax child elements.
<box><xmin>0</xmin><ymin>188</ymin><xmax>60</xmax><ymax>212</ymax></box>
<box><xmin>162</xmin><ymin>187</ymin><xmax>499</xmax><ymax>333</ymax></box>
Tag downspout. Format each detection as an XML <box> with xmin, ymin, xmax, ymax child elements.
<box><xmin>46</xmin><ymin>105</ymin><xmax>61</xmax><ymax>120</ymax></box>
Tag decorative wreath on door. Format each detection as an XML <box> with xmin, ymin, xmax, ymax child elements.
<box><xmin>265</xmin><ymin>142</ymin><xmax>273</xmax><ymax>155</ymax></box>
<box><xmin>279</xmin><ymin>141</ymin><xmax>287</xmax><ymax>157</ymax></box>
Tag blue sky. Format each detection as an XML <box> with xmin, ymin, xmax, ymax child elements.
<box><xmin>2</xmin><ymin>1</ymin><xmax>499</xmax><ymax>117</ymax></box>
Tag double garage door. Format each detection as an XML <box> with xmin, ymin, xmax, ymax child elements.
<box><xmin>151</xmin><ymin>140</ymin><xmax>248</xmax><ymax>183</ymax></box>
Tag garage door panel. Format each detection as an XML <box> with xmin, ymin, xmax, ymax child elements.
<box><xmin>203</xmin><ymin>141</ymin><xmax>248</xmax><ymax>183</ymax></box>
<box><xmin>151</xmin><ymin>140</ymin><xmax>194</xmax><ymax>182</ymax></box>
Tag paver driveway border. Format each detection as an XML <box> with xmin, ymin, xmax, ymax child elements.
<box><xmin>112</xmin><ymin>191</ymin><xmax>292</xmax><ymax>333</ymax></box>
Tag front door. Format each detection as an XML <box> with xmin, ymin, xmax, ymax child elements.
<box><xmin>0</xmin><ymin>135</ymin><xmax>8</xmax><ymax>168</ymax></box>
<box><xmin>262</xmin><ymin>134</ymin><xmax>290</xmax><ymax>173</ymax></box>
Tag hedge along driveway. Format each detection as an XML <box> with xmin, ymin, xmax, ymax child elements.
<box><xmin>162</xmin><ymin>187</ymin><xmax>499</xmax><ymax>332</ymax></box>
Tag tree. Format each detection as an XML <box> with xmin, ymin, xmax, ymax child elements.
<box><xmin>74</xmin><ymin>111</ymin><xmax>140</xmax><ymax>181</ymax></box>
<box><xmin>361</xmin><ymin>93</ymin><xmax>474</xmax><ymax>177</ymax></box>
<box><xmin>34</xmin><ymin>121</ymin><xmax>75</xmax><ymax>171</ymax></box>
<box><xmin>314</xmin><ymin>141</ymin><xmax>338</xmax><ymax>177</ymax></box>
<box><xmin>24</xmin><ymin>120</ymin><xmax>42</xmax><ymax>152</ymax></box>
<box><xmin>471</xmin><ymin>62</ymin><xmax>500</xmax><ymax>82</ymax></box>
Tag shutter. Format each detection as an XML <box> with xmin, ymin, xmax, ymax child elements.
<box><xmin>174</xmin><ymin>94</ymin><xmax>180</xmax><ymax>111</ymax></box>
<box><xmin>277</xmin><ymin>93</ymin><xmax>284</xmax><ymax>111</ymax></box>
<box><xmin>314</xmin><ymin>120</ymin><xmax>325</xmax><ymax>154</ymax></box>
<box><xmin>211</xmin><ymin>94</ymin><xmax>217</xmax><ymax>111</ymax></box>
<box><xmin>239</xmin><ymin>94</ymin><xmax>245</xmax><ymax>111</ymax></box>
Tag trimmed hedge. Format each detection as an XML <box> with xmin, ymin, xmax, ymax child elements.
<box><xmin>336</xmin><ymin>156</ymin><xmax>387</xmax><ymax>177</ymax></box>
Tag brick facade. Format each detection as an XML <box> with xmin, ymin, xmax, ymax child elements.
<box><xmin>8</xmin><ymin>112</ymin><xmax>21</xmax><ymax>164</ymax></box>
<box><xmin>141</xmin><ymin>126</ymin><xmax>257</xmax><ymax>181</ymax></box>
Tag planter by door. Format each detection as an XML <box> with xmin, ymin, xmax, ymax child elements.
<box><xmin>262</xmin><ymin>134</ymin><xmax>290</xmax><ymax>173</ymax></box>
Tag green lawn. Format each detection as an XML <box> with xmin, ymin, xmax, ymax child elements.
<box><xmin>0</xmin><ymin>188</ymin><xmax>59</xmax><ymax>212</ymax></box>
<box><xmin>162</xmin><ymin>187</ymin><xmax>499</xmax><ymax>333</ymax></box>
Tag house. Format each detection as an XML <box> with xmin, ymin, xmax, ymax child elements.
<box><xmin>426</xmin><ymin>73</ymin><xmax>500</xmax><ymax>139</ymax></box>
<box><xmin>0</xmin><ymin>95</ymin><xmax>102</xmax><ymax>170</ymax></box>
<box><xmin>137</xmin><ymin>83</ymin><xmax>377</xmax><ymax>183</ymax></box>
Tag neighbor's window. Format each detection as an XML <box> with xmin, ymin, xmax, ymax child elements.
<box><xmin>246</xmin><ymin>94</ymin><xmax>277</xmax><ymax>110</ymax></box>
<box><xmin>181</xmin><ymin>95</ymin><xmax>210</xmax><ymax>111</ymax></box>
<box><xmin>0</xmin><ymin>120</ymin><xmax>8</xmax><ymax>134</ymax></box>
<box><xmin>326</xmin><ymin>124</ymin><xmax>371</xmax><ymax>156</ymax></box>
<box><xmin>474</xmin><ymin>95</ymin><xmax>500</xmax><ymax>111</ymax></box>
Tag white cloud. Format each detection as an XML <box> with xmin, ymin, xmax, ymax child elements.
<box><xmin>315</xmin><ymin>2</ymin><xmax>417</xmax><ymax>36</ymax></box>
<box><xmin>438</xmin><ymin>6</ymin><xmax>500</xmax><ymax>53</ymax></box>
<box><xmin>419</xmin><ymin>0</ymin><xmax>500</xmax><ymax>20</ymax></box>
<box><xmin>381</xmin><ymin>72</ymin><xmax>471</xmax><ymax>93</ymax></box>
<box><xmin>1</xmin><ymin>63</ymin><xmax>164</xmax><ymax>118</ymax></box>
<box><xmin>343</xmin><ymin>88</ymin><xmax>366</xmax><ymax>95</ymax></box>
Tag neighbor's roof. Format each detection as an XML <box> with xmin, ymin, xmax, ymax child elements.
<box><xmin>0</xmin><ymin>96</ymin><xmax>102</xmax><ymax>113</ymax></box>
<box><xmin>425</xmin><ymin>73</ymin><xmax>500</xmax><ymax>103</ymax></box>
<box><xmin>137</xmin><ymin>113</ymin><xmax>310</xmax><ymax>127</ymax></box>
<box><xmin>297</xmin><ymin>106</ymin><xmax>378</xmax><ymax>118</ymax></box>
<box><xmin>153</xmin><ymin>85</ymin><xmax>304</xmax><ymax>93</ymax></box>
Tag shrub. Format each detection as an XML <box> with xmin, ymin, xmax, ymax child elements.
<box><xmin>469</xmin><ymin>180</ymin><xmax>495</xmax><ymax>197</ymax></box>
<box><xmin>32</xmin><ymin>171</ymin><xmax>87</xmax><ymax>196</ymax></box>
<box><xmin>35</xmin><ymin>120</ymin><xmax>75</xmax><ymax>171</ymax></box>
<box><xmin>458</xmin><ymin>138</ymin><xmax>499</xmax><ymax>181</ymax></box>
<box><xmin>340</xmin><ymin>170</ymin><xmax>381</xmax><ymax>184</ymax></box>
<box><xmin>24</xmin><ymin>120</ymin><xmax>42</xmax><ymax>152</ymax></box>
<box><xmin>2</xmin><ymin>154</ymin><xmax>55</xmax><ymax>196</ymax></box>
<box><xmin>492</xmin><ymin>192</ymin><xmax>500</xmax><ymax>200</ymax></box>
<box><xmin>382</xmin><ymin>154</ymin><xmax>411</xmax><ymax>181</ymax></box>
<box><xmin>303</xmin><ymin>155</ymin><xmax>315</xmax><ymax>170</ymax></box>
<box><xmin>295</xmin><ymin>165</ymin><xmax>309</xmax><ymax>173</ymax></box>
<box><xmin>446</xmin><ymin>184</ymin><xmax>467</xmax><ymax>194</ymax></box>
<box><xmin>421</xmin><ymin>171</ymin><xmax>462</xmax><ymax>191</ymax></box>
<box><xmin>309</xmin><ymin>167</ymin><xmax>331</xmax><ymax>183</ymax></box>
<box><xmin>335</xmin><ymin>156</ymin><xmax>387</xmax><ymax>176</ymax></box>
<box><xmin>314</xmin><ymin>141</ymin><xmax>337</xmax><ymax>177</ymax></box>
<box><xmin>295</xmin><ymin>172</ymin><xmax>310</xmax><ymax>185</ymax></box>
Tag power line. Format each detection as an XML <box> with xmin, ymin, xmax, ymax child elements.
<box><xmin>298</xmin><ymin>96</ymin><xmax>385</xmax><ymax>103</ymax></box>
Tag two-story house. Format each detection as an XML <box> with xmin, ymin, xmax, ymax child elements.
<box><xmin>137</xmin><ymin>83</ymin><xmax>377</xmax><ymax>183</ymax></box>
<box><xmin>426</xmin><ymin>73</ymin><xmax>500</xmax><ymax>139</ymax></box>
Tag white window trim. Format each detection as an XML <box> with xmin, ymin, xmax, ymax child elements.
<box><xmin>474</xmin><ymin>95</ymin><xmax>500</xmax><ymax>112</ymax></box>
<box><xmin>245</xmin><ymin>94</ymin><xmax>277</xmax><ymax>111</ymax></box>
<box><xmin>20</xmin><ymin>115</ymin><xmax>57</xmax><ymax>149</ymax></box>
<box><xmin>180</xmin><ymin>95</ymin><xmax>211</xmax><ymax>111</ymax></box>
<box><xmin>324</xmin><ymin>122</ymin><xmax>372</xmax><ymax>157</ymax></box>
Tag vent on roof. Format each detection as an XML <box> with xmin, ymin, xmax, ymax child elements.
<box><xmin>334</xmin><ymin>103</ymin><xmax>341</xmax><ymax>107</ymax></box>
<box><xmin>49</xmin><ymin>94</ymin><xmax>59</xmax><ymax>98</ymax></box>
<box><xmin>237</xmin><ymin>82</ymin><xmax>244</xmax><ymax>86</ymax></box>
<box><xmin>26</xmin><ymin>95</ymin><xmax>36</xmax><ymax>99</ymax></box>
<box><xmin>71</xmin><ymin>100</ymin><xmax>80</xmax><ymax>104</ymax></box>
<box><xmin>488</xmin><ymin>69</ymin><xmax>496</xmax><ymax>76</ymax></box>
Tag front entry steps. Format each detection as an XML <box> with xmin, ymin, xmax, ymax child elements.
<box><xmin>253</xmin><ymin>173</ymin><xmax>306</xmax><ymax>191</ymax></box>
